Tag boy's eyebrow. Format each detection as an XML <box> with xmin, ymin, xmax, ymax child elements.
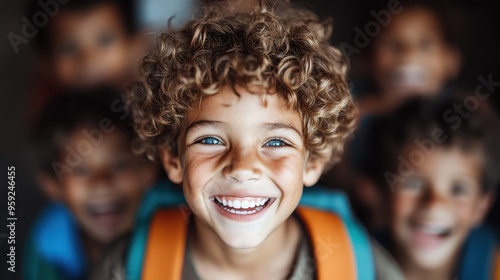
<box><xmin>261</xmin><ymin>123</ymin><xmax>302</xmax><ymax>136</ymax></box>
<box><xmin>186</xmin><ymin>120</ymin><xmax>227</xmax><ymax>134</ymax></box>
<box><xmin>185</xmin><ymin>121</ymin><xmax>302</xmax><ymax>136</ymax></box>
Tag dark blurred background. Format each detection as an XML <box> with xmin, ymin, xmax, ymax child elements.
<box><xmin>0</xmin><ymin>0</ymin><xmax>498</xmax><ymax>279</ymax></box>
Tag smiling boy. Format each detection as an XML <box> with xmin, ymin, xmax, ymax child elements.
<box><xmin>363</xmin><ymin>96</ymin><xmax>500</xmax><ymax>279</ymax></box>
<box><xmin>120</xmin><ymin>2</ymin><xmax>378</xmax><ymax>279</ymax></box>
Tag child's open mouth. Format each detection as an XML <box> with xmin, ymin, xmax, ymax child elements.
<box><xmin>86</xmin><ymin>199</ymin><xmax>127</xmax><ymax>228</ymax></box>
<box><xmin>211</xmin><ymin>195</ymin><xmax>274</xmax><ymax>220</ymax></box>
<box><xmin>410</xmin><ymin>221</ymin><xmax>453</xmax><ymax>249</ymax></box>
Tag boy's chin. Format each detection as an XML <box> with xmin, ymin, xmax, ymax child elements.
<box><xmin>406</xmin><ymin>243</ymin><xmax>456</xmax><ymax>270</ymax></box>
<box><xmin>216</xmin><ymin>229</ymin><xmax>271</xmax><ymax>249</ymax></box>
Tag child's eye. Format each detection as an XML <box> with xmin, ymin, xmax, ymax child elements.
<box><xmin>111</xmin><ymin>160</ymin><xmax>133</xmax><ymax>173</ymax></box>
<box><xmin>97</xmin><ymin>33</ymin><xmax>116</xmax><ymax>48</ymax></box>
<box><xmin>72</xmin><ymin>166</ymin><xmax>89</xmax><ymax>176</ymax></box>
<box><xmin>451</xmin><ymin>183</ymin><xmax>470</xmax><ymax>197</ymax></box>
<box><xmin>264</xmin><ymin>139</ymin><xmax>287</xmax><ymax>147</ymax></box>
<box><xmin>198</xmin><ymin>137</ymin><xmax>223</xmax><ymax>145</ymax></box>
<box><xmin>400</xmin><ymin>177</ymin><xmax>423</xmax><ymax>193</ymax></box>
<box><xmin>57</xmin><ymin>42</ymin><xmax>78</xmax><ymax>57</ymax></box>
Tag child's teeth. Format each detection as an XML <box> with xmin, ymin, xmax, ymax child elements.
<box><xmin>233</xmin><ymin>200</ymin><xmax>241</xmax><ymax>209</ymax></box>
<box><xmin>241</xmin><ymin>200</ymin><xmax>249</xmax><ymax>209</ymax></box>
<box><xmin>214</xmin><ymin>196</ymin><xmax>271</xmax><ymax>212</ymax></box>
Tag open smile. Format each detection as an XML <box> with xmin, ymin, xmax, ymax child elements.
<box><xmin>410</xmin><ymin>221</ymin><xmax>453</xmax><ymax>249</ymax></box>
<box><xmin>211</xmin><ymin>195</ymin><xmax>275</xmax><ymax>221</ymax></box>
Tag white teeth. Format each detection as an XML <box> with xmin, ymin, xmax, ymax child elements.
<box><xmin>213</xmin><ymin>196</ymin><xmax>271</xmax><ymax>211</ymax></box>
<box><xmin>241</xmin><ymin>200</ymin><xmax>249</xmax><ymax>209</ymax></box>
<box><xmin>233</xmin><ymin>200</ymin><xmax>241</xmax><ymax>209</ymax></box>
<box><xmin>415</xmin><ymin>224</ymin><xmax>449</xmax><ymax>235</ymax></box>
<box><xmin>256</xmin><ymin>198</ymin><xmax>269</xmax><ymax>206</ymax></box>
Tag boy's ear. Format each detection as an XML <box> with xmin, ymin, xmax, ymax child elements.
<box><xmin>37</xmin><ymin>171</ymin><xmax>63</xmax><ymax>201</ymax></box>
<box><xmin>472</xmin><ymin>191</ymin><xmax>495</xmax><ymax>226</ymax></box>
<box><xmin>303</xmin><ymin>158</ymin><xmax>327</xmax><ymax>187</ymax></box>
<box><xmin>159</xmin><ymin>147</ymin><xmax>183</xmax><ymax>184</ymax></box>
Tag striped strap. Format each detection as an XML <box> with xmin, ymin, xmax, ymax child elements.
<box><xmin>297</xmin><ymin>207</ymin><xmax>357</xmax><ymax>280</ymax></box>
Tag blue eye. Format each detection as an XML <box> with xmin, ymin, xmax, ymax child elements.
<box><xmin>199</xmin><ymin>137</ymin><xmax>222</xmax><ymax>145</ymax></box>
<box><xmin>265</xmin><ymin>139</ymin><xmax>286</xmax><ymax>147</ymax></box>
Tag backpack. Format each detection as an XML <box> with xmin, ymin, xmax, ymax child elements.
<box><xmin>126</xmin><ymin>182</ymin><xmax>376</xmax><ymax>280</ymax></box>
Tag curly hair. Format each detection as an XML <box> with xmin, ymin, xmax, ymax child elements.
<box><xmin>127</xmin><ymin>2</ymin><xmax>358</xmax><ymax>168</ymax></box>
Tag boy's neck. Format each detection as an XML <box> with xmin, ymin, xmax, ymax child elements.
<box><xmin>190</xmin><ymin>215</ymin><xmax>303</xmax><ymax>279</ymax></box>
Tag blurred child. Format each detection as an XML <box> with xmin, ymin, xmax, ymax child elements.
<box><xmin>27</xmin><ymin>0</ymin><xmax>144</xmax><ymax>116</ymax></box>
<box><xmin>325</xmin><ymin>1</ymin><xmax>467</xmax><ymax>227</ymax></box>
<box><xmin>359</xmin><ymin>0</ymin><xmax>463</xmax><ymax>115</ymax></box>
<box><xmin>24</xmin><ymin>88</ymin><xmax>157</xmax><ymax>280</ymax></box>
<box><xmin>364</xmin><ymin>96</ymin><xmax>500</xmax><ymax>279</ymax></box>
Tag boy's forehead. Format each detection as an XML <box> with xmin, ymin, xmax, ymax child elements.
<box><xmin>401</xmin><ymin>143</ymin><xmax>483</xmax><ymax>179</ymax></box>
<box><xmin>50</xmin><ymin>3</ymin><xmax>127</xmax><ymax>37</ymax></box>
<box><xmin>388</xmin><ymin>8</ymin><xmax>443</xmax><ymax>36</ymax></box>
<box><xmin>185</xmin><ymin>87</ymin><xmax>301</xmax><ymax>132</ymax></box>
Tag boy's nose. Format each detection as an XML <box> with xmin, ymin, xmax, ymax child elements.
<box><xmin>222</xmin><ymin>147</ymin><xmax>263</xmax><ymax>183</ymax></box>
<box><xmin>78</xmin><ymin>49</ymin><xmax>101</xmax><ymax>73</ymax></box>
<box><xmin>397</xmin><ymin>44</ymin><xmax>422</xmax><ymax>64</ymax></box>
<box><xmin>420</xmin><ymin>187</ymin><xmax>450</xmax><ymax>213</ymax></box>
<box><xmin>88</xmin><ymin>169</ymin><xmax>114</xmax><ymax>190</ymax></box>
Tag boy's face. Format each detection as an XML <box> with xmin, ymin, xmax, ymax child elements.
<box><xmin>391</xmin><ymin>145</ymin><xmax>491</xmax><ymax>270</ymax></box>
<box><xmin>53</xmin><ymin>128</ymin><xmax>155</xmax><ymax>244</ymax></box>
<box><xmin>372</xmin><ymin>7</ymin><xmax>459</xmax><ymax>97</ymax></box>
<box><xmin>47</xmin><ymin>4</ymin><xmax>139</xmax><ymax>88</ymax></box>
<box><xmin>161</xmin><ymin>88</ymin><xmax>324</xmax><ymax>249</ymax></box>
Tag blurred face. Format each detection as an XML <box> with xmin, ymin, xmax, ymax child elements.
<box><xmin>161</xmin><ymin>88</ymin><xmax>324</xmax><ymax>249</ymax></box>
<box><xmin>48</xmin><ymin>4</ymin><xmax>137</xmax><ymax>88</ymax></box>
<box><xmin>373</xmin><ymin>7</ymin><xmax>459</xmax><ymax>97</ymax></box>
<box><xmin>58</xmin><ymin>128</ymin><xmax>153</xmax><ymax>244</ymax></box>
<box><xmin>391</xmin><ymin>145</ymin><xmax>491</xmax><ymax>270</ymax></box>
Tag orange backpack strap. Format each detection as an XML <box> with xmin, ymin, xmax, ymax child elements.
<box><xmin>495</xmin><ymin>249</ymin><xmax>500</xmax><ymax>280</ymax></box>
<box><xmin>142</xmin><ymin>208</ymin><xmax>188</xmax><ymax>280</ymax></box>
<box><xmin>297</xmin><ymin>206</ymin><xmax>357</xmax><ymax>280</ymax></box>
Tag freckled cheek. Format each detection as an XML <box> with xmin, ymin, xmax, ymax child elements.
<box><xmin>182</xmin><ymin>155</ymin><xmax>220</xmax><ymax>196</ymax></box>
<box><xmin>264</xmin><ymin>154</ymin><xmax>305</xmax><ymax>199</ymax></box>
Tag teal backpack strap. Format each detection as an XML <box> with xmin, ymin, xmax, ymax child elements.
<box><xmin>458</xmin><ymin>225</ymin><xmax>498</xmax><ymax>280</ymax></box>
<box><xmin>126</xmin><ymin>181</ymin><xmax>186</xmax><ymax>279</ymax></box>
<box><xmin>301</xmin><ymin>185</ymin><xmax>375</xmax><ymax>280</ymax></box>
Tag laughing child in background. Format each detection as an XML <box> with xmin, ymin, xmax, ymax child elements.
<box><xmin>24</xmin><ymin>88</ymin><xmax>157</xmax><ymax>280</ymax></box>
<box><xmin>364</xmin><ymin>96</ymin><xmax>500</xmax><ymax>279</ymax></box>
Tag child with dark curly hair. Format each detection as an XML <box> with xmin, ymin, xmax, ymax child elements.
<box><xmin>92</xmin><ymin>1</ymin><xmax>402</xmax><ymax>279</ymax></box>
<box><xmin>363</xmin><ymin>96</ymin><xmax>500</xmax><ymax>280</ymax></box>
